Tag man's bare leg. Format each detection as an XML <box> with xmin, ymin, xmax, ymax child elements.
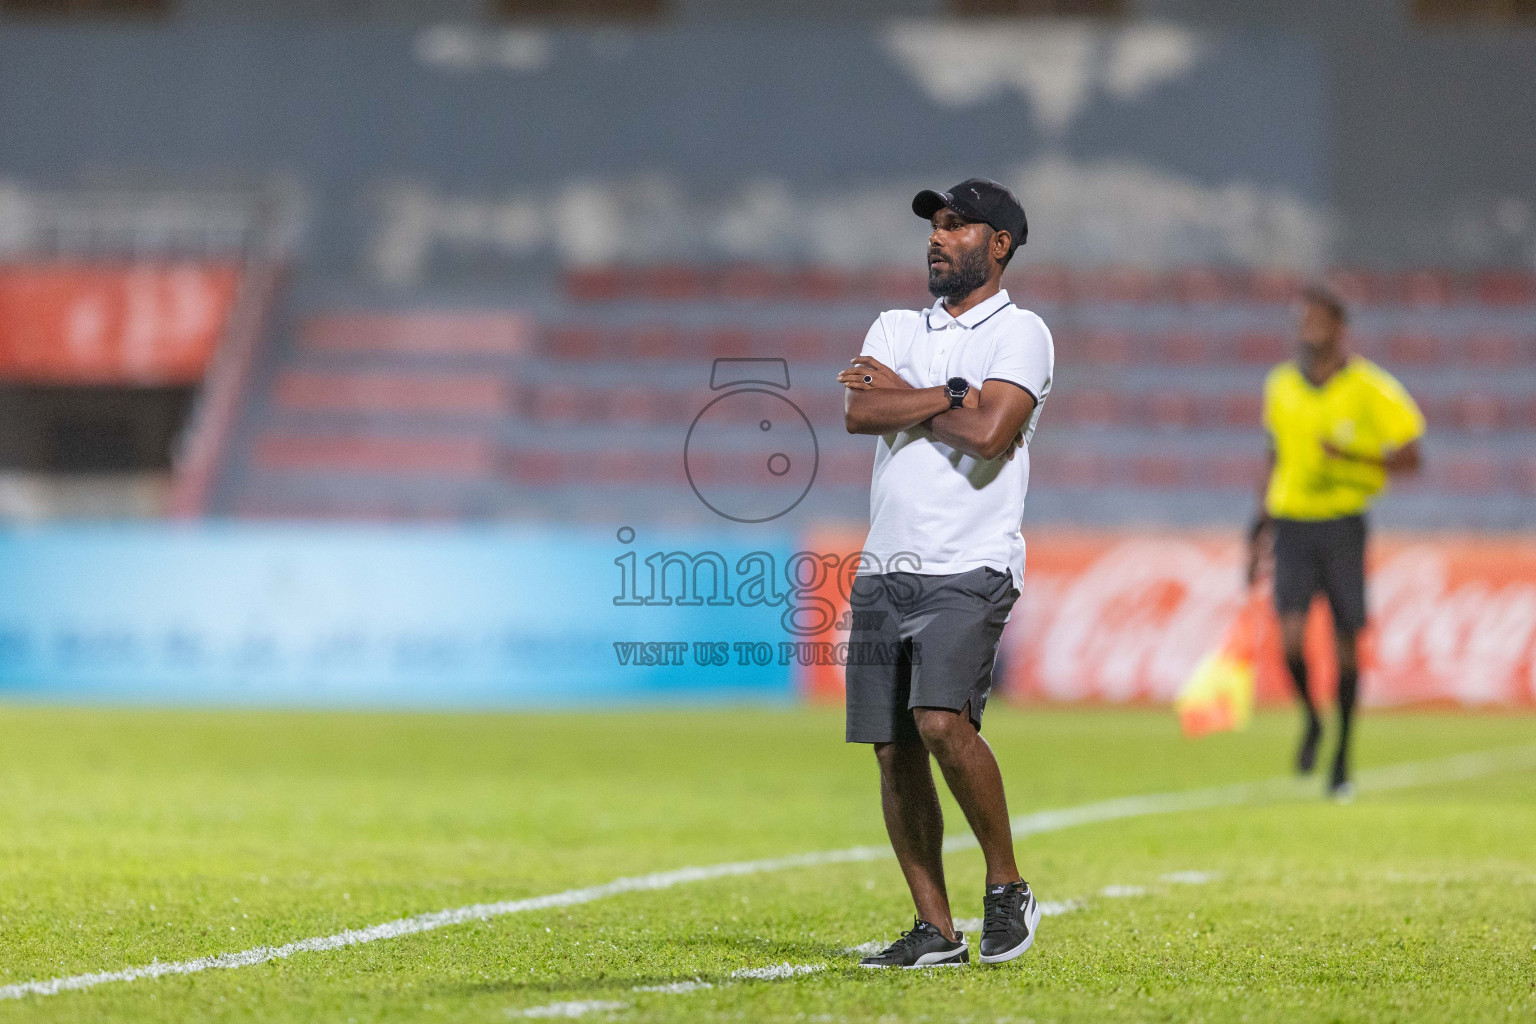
<box><xmin>913</xmin><ymin>706</ymin><xmax>1020</xmax><ymax>886</ymax></box>
<box><xmin>873</xmin><ymin>739</ymin><xmax>955</xmax><ymax>939</ymax></box>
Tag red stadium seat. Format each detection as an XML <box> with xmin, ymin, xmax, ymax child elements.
<box><xmin>1326</xmin><ymin>269</ymin><xmax>1389</xmax><ymax>306</ymax></box>
<box><xmin>1079</xmin><ymin>267</ymin><xmax>1157</xmax><ymax>304</ymax></box>
<box><xmin>1162</xmin><ymin>331</ymin><xmax>1210</xmax><ymax>364</ymax></box>
<box><xmin>274</xmin><ymin>370</ymin><xmax>510</xmax><ymax>416</ymax></box>
<box><xmin>1208</xmin><ymin>454</ymin><xmax>1265</xmax><ymax>488</ymax></box>
<box><xmin>1146</xmin><ymin>392</ymin><xmax>1199</xmax><ymax>428</ymax></box>
<box><xmin>562</xmin><ymin>267</ymin><xmax>626</xmax><ymax>302</ymax></box>
<box><xmin>1415</xmin><ymin>394</ymin><xmax>1454</xmax><ymax>432</ymax></box>
<box><xmin>630</xmin><ymin>327</ymin><xmax>677</xmax><ymax>358</ymax></box>
<box><xmin>792</xmin><ymin>266</ymin><xmax>852</xmax><ymax>303</ymax></box>
<box><xmin>1132</xmin><ymin>454</ymin><xmax>1188</xmax><ymax>488</ymax></box>
<box><xmin>504</xmin><ymin>449</ymin><xmax>565</xmax><ymax>484</ymax></box>
<box><xmin>718</xmin><ymin>264</ymin><xmax>779</xmax><ymax>301</ymax></box>
<box><xmin>1350</xmin><ymin>331</ymin><xmax>1389</xmax><ymax>360</ymax></box>
<box><xmin>1473</xmin><ymin>270</ymin><xmax>1536</xmax><ymax>306</ymax></box>
<box><xmin>1400</xmin><ymin>269</ymin><xmax>1458</xmax><ymax>307</ymax></box>
<box><xmin>1514</xmin><ymin>457</ymin><xmax>1536</xmax><ymax>495</ymax></box>
<box><xmin>527</xmin><ymin>384</ymin><xmax>584</xmax><ymax>423</ymax></box>
<box><xmin>543</xmin><ymin>327</ymin><xmax>603</xmax><ymax>359</ymax></box>
<box><xmin>1248</xmin><ymin>269</ymin><xmax>1303</xmax><ymax>304</ymax></box>
<box><xmin>1386</xmin><ymin>332</ymin><xmax>1441</xmax><ymax>365</ymax></box>
<box><xmin>237</xmin><ymin>494</ymin><xmax>466</xmax><ymax>523</ymax></box>
<box><xmin>254</xmin><ymin>432</ymin><xmax>496</xmax><ymax>477</ymax></box>
<box><xmin>1235</xmin><ymin>332</ymin><xmax>1287</xmax><ymax>364</ymax></box>
<box><xmin>1079</xmin><ymin>330</ymin><xmax>1134</xmax><ymax>366</ymax></box>
<box><xmin>867</xmin><ymin>267</ymin><xmax>929</xmax><ymax>304</ymax></box>
<box><xmin>781</xmin><ymin>329</ymin><xmax>843</xmax><ymax>361</ymax></box>
<box><xmin>794</xmin><ymin>389</ymin><xmax>845</xmax><ymax>423</ymax></box>
<box><xmin>1032</xmin><ymin>452</ymin><xmax>1109</xmax><ymax>488</ymax></box>
<box><xmin>1170</xmin><ymin>267</ymin><xmax>1234</xmax><ymax>304</ymax></box>
<box><xmin>1451</xmin><ymin>393</ymin><xmax>1508</xmax><ymax>433</ymax></box>
<box><xmin>642</xmin><ymin>265</ymin><xmax>712</xmax><ymax>301</ymax></box>
<box><xmin>1013</xmin><ymin>264</ymin><xmax>1073</xmax><ymax>304</ymax></box>
<box><xmin>590</xmin><ymin>449</ymin><xmax>654</xmax><ymax>483</ymax></box>
<box><xmin>1520</xmin><ymin>395</ymin><xmax>1536</xmax><ymax>430</ymax></box>
<box><xmin>609</xmin><ymin>390</ymin><xmax>664</xmax><ymax>425</ymax></box>
<box><xmin>1057</xmin><ymin>388</ymin><xmax>1124</xmax><ymax>427</ymax></box>
<box><xmin>302</xmin><ymin>312</ymin><xmax>530</xmax><ymax>356</ymax></box>
<box><xmin>1464</xmin><ymin>332</ymin><xmax>1522</xmax><ymax>367</ymax></box>
<box><xmin>1438</xmin><ymin>454</ymin><xmax>1501</xmax><ymax>493</ymax></box>
<box><xmin>702</xmin><ymin>329</ymin><xmax>754</xmax><ymax>358</ymax></box>
<box><xmin>1215</xmin><ymin>392</ymin><xmax>1264</xmax><ymax>429</ymax></box>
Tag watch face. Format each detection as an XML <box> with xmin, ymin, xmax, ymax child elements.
<box><xmin>946</xmin><ymin>377</ymin><xmax>968</xmax><ymax>394</ymax></box>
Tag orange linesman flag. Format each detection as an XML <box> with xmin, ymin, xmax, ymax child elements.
<box><xmin>1175</xmin><ymin>591</ymin><xmax>1265</xmax><ymax>738</ymax></box>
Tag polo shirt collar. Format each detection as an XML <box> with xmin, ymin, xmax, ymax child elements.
<box><xmin>926</xmin><ymin>289</ymin><xmax>1012</xmax><ymax>330</ymax></box>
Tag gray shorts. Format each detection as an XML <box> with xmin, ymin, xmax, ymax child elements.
<box><xmin>844</xmin><ymin>566</ymin><xmax>1020</xmax><ymax>745</ymax></box>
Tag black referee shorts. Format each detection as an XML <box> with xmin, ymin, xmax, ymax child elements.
<box><xmin>1271</xmin><ymin>514</ymin><xmax>1368</xmax><ymax>635</ymax></box>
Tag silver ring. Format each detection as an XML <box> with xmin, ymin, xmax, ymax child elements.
<box><xmin>863</xmin><ymin>375</ymin><xmax>873</xmax><ymax>384</ymax></box>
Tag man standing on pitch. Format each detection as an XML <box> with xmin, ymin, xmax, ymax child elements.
<box><xmin>837</xmin><ymin>179</ymin><xmax>1052</xmax><ymax>968</ymax></box>
<box><xmin>1247</xmin><ymin>287</ymin><xmax>1424</xmax><ymax>799</ymax></box>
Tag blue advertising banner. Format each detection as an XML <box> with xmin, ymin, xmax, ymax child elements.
<box><xmin>0</xmin><ymin>526</ymin><xmax>811</xmax><ymax>707</ymax></box>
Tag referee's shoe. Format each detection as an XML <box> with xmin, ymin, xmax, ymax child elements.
<box><xmin>979</xmin><ymin>880</ymin><xmax>1041</xmax><ymax>964</ymax></box>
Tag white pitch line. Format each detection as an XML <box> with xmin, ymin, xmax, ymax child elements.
<box><xmin>513</xmin><ymin>998</ymin><xmax>629</xmax><ymax>1018</ymax></box>
<box><xmin>631</xmin><ymin>980</ymin><xmax>712</xmax><ymax>994</ymax></box>
<box><xmin>730</xmin><ymin>963</ymin><xmax>824</xmax><ymax>981</ymax></box>
<box><xmin>512</xmin><ymin>963</ymin><xmax>825</xmax><ymax>1017</ymax></box>
<box><xmin>5</xmin><ymin>742</ymin><xmax>1534</xmax><ymax>1002</ymax></box>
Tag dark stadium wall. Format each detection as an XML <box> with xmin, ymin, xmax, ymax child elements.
<box><xmin>1147</xmin><ymin>0</ymin><xmax>1536</xmax><ymax>269</ymax></box>
<box><xmin>2</xmin><ymin>21</ymin><xmax>1529</xmax><ymax>275</ymax></box>
<box><xmin>1</xmin><ymin>5</ymin><xmax>1529</xmax><ymax>270</ymax></box>
<box><xmin>0</xmin><ymin>23</ymin><xmax>1327</xmax><ymax>283</ymax></box>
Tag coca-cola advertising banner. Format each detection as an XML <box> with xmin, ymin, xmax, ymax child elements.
<box><xmin>799</xmin><ymin>530</ymin><xmax>1536</xmax><ymax>709</ymax></box>
<box><xmin>0</xmin><ymin>263</ymin><xmax>241</xmax><ymax>384</ymax></box>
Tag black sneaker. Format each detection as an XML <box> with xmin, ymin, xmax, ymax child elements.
<box><xmin>979</xmin><ymin>881</ymin><xmax>1040</xmax><ymax>964</ymax></box>
<box><xmin>857</xmin><ymin>919</ymin><xmax>968</xmax><ymax>969</ymax></box>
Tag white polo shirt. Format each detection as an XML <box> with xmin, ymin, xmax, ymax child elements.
<box><xmin>856</xmin><ymin>288</ymin><xmax>1054</xmax><ymax>590</ymax></box>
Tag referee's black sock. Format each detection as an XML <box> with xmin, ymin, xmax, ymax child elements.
<box><xmin>1285</xmin><ymin>653</ymin><xmax>1320</xmax><ymax>727</ymax></box>
<box><xmin>1334</xmin><ymin>665</ymin><xmax>1359</xmax><ymax>783</ymax></box>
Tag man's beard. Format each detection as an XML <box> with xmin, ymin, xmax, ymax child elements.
<box><xmin>927</xmin><ymin>243</ymin><xmax>992</xmax><ymax>300</ymax></box>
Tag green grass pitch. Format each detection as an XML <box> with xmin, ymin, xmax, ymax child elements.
<box><xmin>0</xmin><ymin>703</ymin><xmax>1533</xmax><ymax>1022</ymax></box>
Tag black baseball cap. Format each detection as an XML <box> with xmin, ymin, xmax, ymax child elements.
<box><xmin>912</xmin><ymin>178</ymin><xmax>1028</xmax><ymax>255</ymax></box>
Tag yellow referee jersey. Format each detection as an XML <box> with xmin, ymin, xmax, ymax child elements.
<box><xmin>1262</xmin><ymin>357</ymin><xmax>1425</xmax><ymax>521</ymax></box>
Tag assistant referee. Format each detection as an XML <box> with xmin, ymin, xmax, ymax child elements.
<box><xmin>1247</xmin><ymin>286</ymin><xmax>1425</xmax><ymax>799</ymax></box>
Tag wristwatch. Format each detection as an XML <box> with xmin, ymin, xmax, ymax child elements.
<box><xmin>945</xmin><ymin>376</ymin><xmax>971</xmax><ymax>410</ymax></box>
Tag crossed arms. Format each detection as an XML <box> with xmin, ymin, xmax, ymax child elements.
<box><xmin>839</xmin><ymin>355</ymin><xmax>1037</xmax><ymax>462</ymax></box>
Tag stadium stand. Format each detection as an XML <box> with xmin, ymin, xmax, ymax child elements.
<box><xmin>0</xmin><ymin>185</ymin><xmax>293</xmax><ymax>520</ymax></box>
<box><xmin>3</xmin><ymin>17</ymin><xmax>1530</xmax><ymax>532</ymax></box>
<box><xmin>200</xmin><ymin>264</ymin><xmax>1536</xmax><ymax>530</ymax></box>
